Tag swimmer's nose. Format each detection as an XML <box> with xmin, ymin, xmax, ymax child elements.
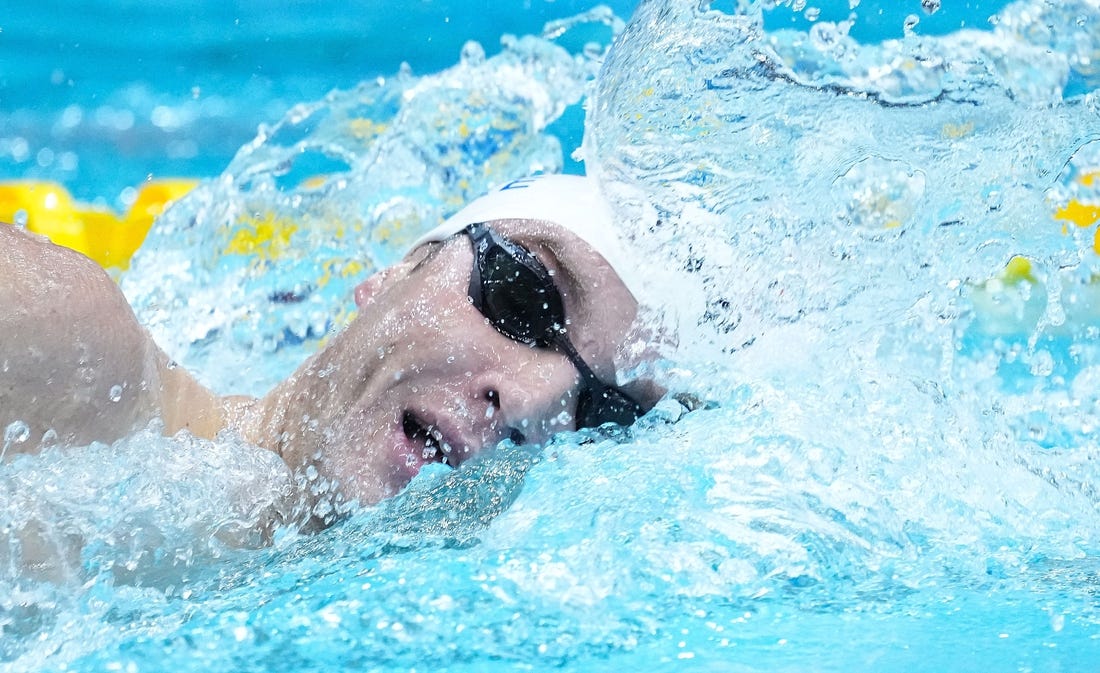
<box><xmin>484</xmin><ymin>391</ymin><xmax>529</xmax><ymax>445</ymax></box>
<box><xmin>472</xmin><ymin>355</ymin><xmax>580</xmax><ymax>447</ymax></box>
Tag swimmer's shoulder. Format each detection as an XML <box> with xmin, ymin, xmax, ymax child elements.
<box><xmin>1</xmin><ymin>225</ymin><xmax>119</xmax><ymax>313</ymax></box>
<box><xmin>0</xmin><ymin>226</ymin><xmax>164</xmax><ymax>447</ymax></box>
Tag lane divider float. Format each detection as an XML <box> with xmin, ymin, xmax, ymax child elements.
<box><xmin>0</xmin><ymin>179</ymin><xmax>197</xmax><ymax>269</ymax></box>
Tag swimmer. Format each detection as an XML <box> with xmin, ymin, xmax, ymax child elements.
<box><xmin>0</xmin><ymin>175</ymin><xmax>657</xmax><ymax>517</ymax></box>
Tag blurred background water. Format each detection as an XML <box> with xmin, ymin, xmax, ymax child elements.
<box><xmin>1</xmin><ymin>0</ymin><xmax>634</xmax><ymax>204</ymax></box>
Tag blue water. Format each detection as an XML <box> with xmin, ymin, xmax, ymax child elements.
<box><xmin>5</xmin><ymin>1</ymin><xmax>1100</xmax><ymax>672</ymax></box>
<box><xmin>0</xmin><ymin>0</ymin><xmax>635</xmax><ymax>204</ymax></box>
<box><xmin>1</xmin><ymin>0</ymin><xmax>1007</xmax><ymax>204</ymax></box>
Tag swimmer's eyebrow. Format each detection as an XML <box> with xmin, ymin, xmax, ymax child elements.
<box><xmin>409</xmin><ymin>240</ymin><xmax>445</xmax><ymax>272</ymax></box>
<box><xmin>529</xmin><ymin>240</ymin><xmax>586</xmax><ymax>316</ymax></box>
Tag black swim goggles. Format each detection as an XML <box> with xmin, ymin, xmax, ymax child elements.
<box><xmin>461</xmin><ymin>221</ymin><xmax>644</xmax><ymax>429</ymax></box>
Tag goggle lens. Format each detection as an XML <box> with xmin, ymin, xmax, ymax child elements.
<box><xmin>464</xmin><ymin>223</ymin><xmax>644</xmax><ymax>429</ymax></box>
<box><xmin>479</xmin><ymin>244</ymin><xmax>562</xmax><ymax>348</ymax></box>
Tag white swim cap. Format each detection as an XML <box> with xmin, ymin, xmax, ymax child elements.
<box><xmin>413</xmin><ymin>174</ymin><xmax>642</xmax><ymax>301</ymax></box>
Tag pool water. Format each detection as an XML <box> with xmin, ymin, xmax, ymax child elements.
<box><xmin>0</xmin><ymin>0</ymin><xmax>636</xmax><ymax>205</ymax></box>
<box><xmin>4</xmin><ymin>1</ymin><xmax>1100</xmax><ymax>671</ymax></box>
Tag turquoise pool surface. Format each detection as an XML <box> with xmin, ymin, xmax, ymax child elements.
<box><xmin>1</xmin><ymin>0</ymin><xmax>1008</xmax><ymax>204</ymax></box>
<box><xmin>4</xmin><ymin>1</ymin><xmax>1100</xmax><ymax>672</ymax></box>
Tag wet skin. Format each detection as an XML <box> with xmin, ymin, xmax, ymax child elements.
<box><xmin>236</xmin><ymin>218</ymin><xmax>647</xmax><ymax>506</ymax></box>
<box><xmin>0</xmin><ymin>219</ymin><xmax>648</xmax><ymax>513</ymax></box>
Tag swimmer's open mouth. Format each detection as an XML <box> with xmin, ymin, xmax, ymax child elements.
<box><xmin>402</xmin><ymin>411</ymin><xmax>452</xmax><ymax>466</ymax></box>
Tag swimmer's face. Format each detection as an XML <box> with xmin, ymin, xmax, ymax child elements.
<box><xmin>273</xmin><ymin>219</ymin><xmax>650</xmax><ymax>507</ymax></box>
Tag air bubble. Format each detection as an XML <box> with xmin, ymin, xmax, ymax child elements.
<box><xmin>109</xmin><ymin>384</ymin><xmax>123</xmax><ymax>402</ymax></box>
<box><xmin>921</xmin><ymin>0</ymin><xmax>941</xmax><ymax>15</ymax></box>
<box><xmin>804</xmin><ymin>7</ymin><xmax>820</xmax><ymax>21</ymax></box>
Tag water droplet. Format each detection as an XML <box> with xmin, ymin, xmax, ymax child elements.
<box><xmin>1051</xmin><ymin>612</ymin><xmax>1066</xmax><ymax>632</ymax></box>
<box><xmin>4</xmin><ymin>420</ymin><xmax>30</xmax><ymax>445</ymax></box>
<box><xmin>810</xmin><ymin>21</ymin><xmax>848</xmax><ymax>53</ymax></box>
<box><xmin>920</xmin><ymin>0</ymin><xmax>941</xmax><ymax>15</ymax></box>
<box><xmin>804</xmin><ymin>7</ymin><xmax>821</xmax><ymax>21</ymax></box>
<box><xmin>848</xmin><ymin>0</ymin><xmax>860</xmax><ymax>8</ymax></box>
<box><xmin>902</xmin><ymin>14</ymin><xmax>919</xmax><ymax>35</ymax></box>
<box><xmin>1029</xmin><ymin>350</ymin><xmax>1054</xmax><ymax>377</ymax></box>
<box><xmin>108</xmin><ymin>384</ymin><xmax>123</xmax><ymax>402</ymax></box>
<box><xmin>903</xmin><ymin>14</ymin><xmax>920</xmax><ymax>35</ymax></box>
<box><xmin>312</xmin><ymin>497</ymin><xmax>333</xmax><ymax>519</ymax></box>
<box><xmin>2</xmin><ymin>420</ymin><xmax>30</xmax><ymax>459</ymax></box>
<box><xmin>460</xmin><ymin>41</ymin><xmax>486</xmax><ymax>67</ymax></box>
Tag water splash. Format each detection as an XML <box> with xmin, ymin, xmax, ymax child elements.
<box><xmin>122</xmin><ymin>28</ymin><xmax>610</xmax><ymax>396</ymax></box>
<box><xmin>0</xmin><ymin>425</ymin><xmax>292</xmax><ymax>665</ymax></box>
<box><xmin>587</xmin><ymin>0</ymin><xmax>1100</xmax><ymax>355</ymax></box>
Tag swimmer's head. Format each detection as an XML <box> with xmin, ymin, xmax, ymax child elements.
<box><xmin>269</xmin><ymin>174</ymin><xmax>657</xmax><ymax>513</ymax></box>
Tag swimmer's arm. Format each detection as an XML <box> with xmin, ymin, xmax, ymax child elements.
<box><xmin>0</xmin><ymin>226</ymin><xmax>225</xmax><ymax>450</ymax></box>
